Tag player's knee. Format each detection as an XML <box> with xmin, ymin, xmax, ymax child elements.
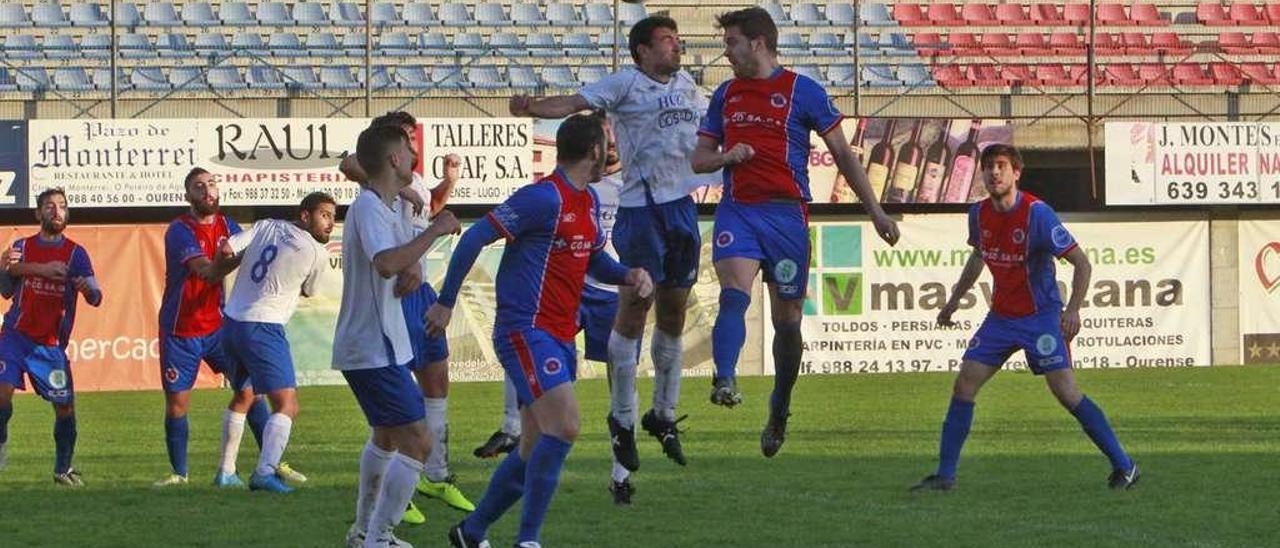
<box><xmin>614</xmin><ymin>304</ymin><xmax>648</xmax><ymax>337</ymax></box>
<box><xmin>554</xmin><ymin>418</ymin><xmax>581</xmax><ymax>443</ymax></box>
<box><xmin>54</xmin><ymin>403</ymin><xmax>74</xmax><ymax>418</ymax></box>
<box><xmin>718</xmin><ymin>287</ymin><xmax>751</xmax><ymax>317</ymax></box>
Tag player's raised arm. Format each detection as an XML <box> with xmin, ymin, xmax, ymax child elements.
<box><xmin>822</xmin><ymin>127</ymin><xmax>899</xmax><ymax>246</ymax></box>
<box><xmin>424</xmin><ymin>220</ymin><xmax>503</xmax><ymax>336</ymax></box>
<box><xmin>428</xmin><ymin>153</ymin><xmax>461</xmax><ymax>216</ymax></box>
<box><xmin>509</xmin><ymin>93</ymin><xmax>592</xmax><ymax>119</ymax></box>
<box><xmin>371</xmin><ymin>210</ymin><xmax>461</xmax><ymax>279</ymax></box>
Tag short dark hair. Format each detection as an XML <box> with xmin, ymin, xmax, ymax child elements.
<box><xmin>184</xmin><ymin>167</ymin><xmax>210</xmax><ymax>192</ymax></box>
<box><xmin>556</xmin><ymin>112</ymin><xmax>606</xmax><ymax>163</ymax></box>
<box><xmin>715</xmin><ymin>7</ymin><xmax>778</xmax><ymax>53</ymax></box>
<box><xmin>628</xmin><ymin>15</ymin><xmax>679</xmax><ymax>64</ymax></box>
<box><xmin>980</xmin><ymin>144</ymin><xmax>1023</xmax><ymax>171</ymax></box>
<box><xmin>300</xmin><ymin>191</ymin><xmax>336</xmax><ymax>214</ymax></box>
<box><xmin>356</xmin><ymin>125</ymin><xmax>410</xmax><ymax>178</ymax></box>
<box><xmin>370</xmin><ymin>110</ymin><xmax>417</xmax><ymax>130</ymax></box>
<box><xmin>36</xmin><ymin>187</ymin><xmax>66</xmax><ymax>209</ymax></box>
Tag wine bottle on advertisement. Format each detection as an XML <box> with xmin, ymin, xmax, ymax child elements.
<box><xmin>914</xmin><ymin>120</ymin><xmax>953</xmax><ymax>203</ymax></box>
<box><xmin>941</xmin><ymin>119</ymin><xmax>982</xmax><ymax>203</ymax></box>
<box><xmin>885</xmin><ymin>119</ymin><xmax>924</xmax><ymax>203</ymax></box>
<box><xmin>830</xmin><ymin>118</ymin><xmax>869</xmax><ymax>203</ymax></box>
<box><xmin>865</xmin><ymin>119</ymin><xmax>897</xmax><ymax>202</ymax></box>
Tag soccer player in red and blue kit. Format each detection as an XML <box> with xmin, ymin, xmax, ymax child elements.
<box><xmin>692</xmin><ymin>7</ymin><xmax>900</xmax><ymax>458</ymax></box>
<box><xmin>0</xmin><ymin>188</ymin><xmax>102</xmax><ymax>486</ymax></box>
<box><xmin>911</xmin><ymin>144</ymin><xmax>1140</xmax><ymax>492</ymax></box>
<box><xmin>429</xmin><ymin>113</ymin><xmax>652</xmax><ymax>548</ymax></box>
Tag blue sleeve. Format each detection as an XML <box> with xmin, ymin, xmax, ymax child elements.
<box><xmin>0</xmin><ymin>271</ymin><xmax>14</xmax><ymax>299</ymax></box>
<box><xmin>795</xmin><ymin>75</ymin><xmax>844</xmax><ymax>135</ymax></box>
<box><xmin>436</xmin><ymin>221</ymin><xmax>501</xmax><ymax>308</ymax></box>
<box><xmin>1031</xmin><ymin>202</ymin><xmax>1077</xmax><ymax>257</ymax></box>
<box><xmin>71</xmin><ymin>246</ymin><xmax>102</xmax><ymax>306</ymax></box>
<box><xmin>485</xmin><ymin>183</ymin><xmax>557</xmax><ymax>241</ymax></box>
<box><xmin>697</xmin><ymin>81</ymin><xmax>729</xmax><ymax>142</ymax></box>
<box><xmin>225</xmin><ymin>216</ymin><xmax>243</xmax><ymax>236</ymax></box>
<box><xmin>165</xmin><ymin>222</ymin><xmax>203</xmax><ymax>264</ymax></box>
<box><xmin>587</xmin><ymin>251</ymin><xmax>629</xmax><ymax>286</ymax></box>
<box><xmin>966</xmin><ymin>204</ymin><xmax>980</xmax><ymax>247</ymax></box>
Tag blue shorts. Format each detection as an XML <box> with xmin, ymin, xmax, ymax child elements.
<box><xmin>222</xmin><ymin>318</ymin><xmax>296</xmax><ymax>394</ymax></box>
<box><xmin>494</xmin><ymin>328</ymin><xmax>577</xmax><ymax>407</ymax></box>
<box><xmin>0</xmin><ymin>330</ymin><xmax>74</xmax><ymax>405</ymax></box>
<box><xmin>614</xmin><ymin>196</ymin><xmax>700</xmax><ymax>288</ymax></box>
<box><xmin>712</xmin><ymin>200</ymin><xmax>811</xmax><ymax>301</ymax></box>
<box><xmin>402</xmin><ymin>282</ymin><xmax>449</xmax><ymax>370</ymax></box>
<box><xmin>342</xmin><ymin>364</ymin><xmax>427</xmax><ymax>427</ymax></box>
<box><xmin>963</xmin><ymin>310</ymin><xmax>1073</xmax><ymax>375</ymax></box>
<box><xmin>578</xmin><ymin>285</ymin><xmax>619</xmax><ymax>362</ymax></box>
<box><xmin>160</xmin><ymin>329</ymin><xmax>249</xmax><ymax>393</ymax></box>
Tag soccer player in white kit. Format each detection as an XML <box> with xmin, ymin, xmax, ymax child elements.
<box><xmin>215</xmin><ymin>192</ymin><xmax>336</xmax><ymax>494</ymax></box>
<box><xmin>509</xmin><ymin>15</ymin><xmax>706</xmax><ymax>472</ymax></box>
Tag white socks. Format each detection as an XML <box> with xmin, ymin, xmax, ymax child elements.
<box><xmin>651</xmin><ymin>329</ymin><xmax>684</xmax><ymax>421</ymax></box>
<box><xmin>218</xmin><ymin>410</ymin><xmax>246</xmax><ymax>476</ymax></box>
<box><xmin>366</xmin><ymin>453</ymin><xmax>424</xmax><ymax>545</ymax></box>
<box><xmin>254</xmin><ymin>413</ymin><xmax>292</xmax><ymax>478</ymax></box>
<box><xmin>501</xmin><ymin>378</ymin><xmax>521</xmax><ymax>436</ymax></box>
<box><xmin>424</xmin><ymin>397</ymin><xmax>449</xmax><ymax>482</ymax></box>
<box><xmin>355</xmin><ymin>439</ymin><xmax>393</xmax><ymax>534</ymax></box>
<box><xmin>606</xmin><ymin>330</ymin><xmax>640</xmax><ymax>428</ymax></box>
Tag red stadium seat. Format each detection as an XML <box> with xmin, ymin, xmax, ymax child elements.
<box><xmin>1130</xmin><ymin>3</ymin><xmax>1166</xmax><ymax>25</ymax></box>
<box><xmin>1267</xmin><ymin>3</ymin><xmax>1280</xmax><ymax>24</ymax></box>
<box><xmin>999</xmin><ymin>64</ymin><xmax>1037</xmax><ymax>85</ymax></box>
<box><xmin>1016</xmin><ymin>32</ymin><xmax>1052</xmax><ymax>55</ymax></box>
<box><xmin>1122</xmin><ymin>32</ymin><xmax>1153</xmax><ymax>55</ymax></box>
<box><xmin>1239</xmin><ymin>62</ymin><xmax>1280</xmax><ymax>84</ymax></box>
<box><xmin>1104</xmin><ymin>63</ymin><xmax>1143</xmax><ymax>85</ymax></box>
<box><xmin>1063</xmin><ymin>3</ymin><xmax>1091</xmax><ymax>25</ymax></box>
<box><xmin>1172</xmin><ymin>63</ymin><xmax>1213</xmax><ymax>85</ymax></box>
<box><xmin>913</xmin><ymin>32</ymin><xmax>945</xmax><ymax>55</ymax></box>
<box><xmin>996</xmin><ymin>4</ymin><xmax>1030</xmax><ymax>25</ymax></box>
<box><xmin>965</xmin><ymin>63</ymin><xmax>1007</xmax><ymax>86</ymax></box>
<box><xmin>981</xmin><ymin>32</ymin><xmax>1017</xmax><ymax>55</ymax></box>
<box><xmin>1096</xmin><ymin>3</ymin><xmax>1133</xmax><ymax>25</ymax></box>
<box><xmin>931</xmin><ymin>64</ymin><xmax>968</xmax><ymax>86</ymax></box>
<box><xmin>1030</xmin><ymin>3</ymin><xmax>1065</xmax><ymax>25</ymax></box>
<box><xmin>1219</xmin><ymin>31</ymin><xmax>1255</xmax><ymax>54</ymax></box>
<box><xmin>1067</xmin><ymin>64</ymin><xmax>1098</xmax><ymax>85</ymax></box>
<box><xmin>927</xmin><ymin>3</ymin><xmax>965</xmax><ymax>25</ymax></box>
<box><xmin>1092</xmin><ymin>33</ymin><xmax>1125</xmax><ymax>55</ymax></box>
<box><xmin>1050</xmin><ymin>32</ymin><xmax>1085</xmax><ymax>54</ymax></box>
<box><xmin>1152</xmin><ymin>32</ymin><xmax>1192</xmax><ymax>55</ymax></box>
<box><xmin>1036</xmin><ymin>64</ymin><xmax>1075</xmax><ymax>85</ymax></box>
<box><xmin>1137</xmin><ymin>62</ymin><xmax>1171</xmax><ymax>85</ymax></box>
<box><xmin>961</xmin><ymin>3</ymin><xmax>998</xmax><ymax>25</ymax></box>
<box><xmin>1228</xmin><ymin>2</ymin><xmax>1267</xmax><ymax>24</ymax></box>
<box><xmin>1252</xmin><ymin>31</ymin><xmax>1280</xmax><ymax>53</ymax></box>
<box><xmin>1197</xmin><ymin>2</ymin><xmax>1231</xmax><ymax>25</ymax></box>
<box><xmin>893</xmin><ymin>3</ymin><xmax>929</xmax><ymax>26</ymax></box>
<box><xmin>1209</xmin><ymin>62</ymin><xmax>1245</xmax><ymax>85</ymax></box>
<box><xmin>948</xmin><ymin>32</ymin><xmax>983</xmax><ymax>55</ymax></box>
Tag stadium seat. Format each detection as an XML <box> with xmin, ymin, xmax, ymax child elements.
<box><xmin>231</xmin><ymin>32</ymin><xmax>269</xmax><ymax>57</ymax></box>
<box><xmin>131</xmin><ymin>66</ymin><xmax>169</xmax><ymax>90</ymax></box>
<box><xmin>546</xmin><ymin>3</ymin><xmax>580</xmax><ymax>26</ymax></box>
<box><xmin>508</xmin><ymin>65</ymin><xmax>539</xmax><ymax>89</ymax></box>
<box><xmin>961</xmin><ymin>3</ymin><xmax>998</xmax><ymax>25</ymax></box>
<box><xmin>470</xmin><ymin>66</ymin><xmax>507</xmax><ymax>89</ymax></box>
<box><xmin>910</xmin><ymin>32</ymin><xmax>940</xmax><ymax>56</ymax></box>
<box><xmin>1122</xmin><ymin>32</ymin><xmax>1153</xmax><ymax>55</ymax></box>
<box><xmin>0</xmin><ymin>3</ymin><xmax>30</xmax><ymax>27</ymax></box>
<box><xmin>491</xmin><ymin>32</ymin><xmax>523</xmax><ymax>57</ymax></box>
<box><xmin>341</xmin><ymin>32</ymin><xmax>368</xmax><ymax>56</ymax></box>
<box><xmin>1229</xmin><ymin>2</ymin><xmax>1267</xmax><ymax>24</ymax></box>
<box><xmin>143</xmin><ymin>2</ymin><xmax>180</xmax><ymax>26</ymax></box>
<box><xmin>429</xmin><ymin>66</ymin><xmax>467</xmax><ymax>89</ymax></box>
<box><xmin>1050</xmin><ymin>32</ymin><xmax>1084</xmax><ymax>54</ymax></box>
<box><xmin>1136</xmin><ymin>63</ymin><xmax>1170</xmax><ymax>85</ymax></box>
<box><xmin>69</xmin><ymin>3</ymin><xmax>107</xmax><ymax>26</ymax></box>
<box><xmin>826</xmin><ymin>64</ymin><xmax>857</xmax><ymax>87</ymax></box>
<box><xmin>15</xmin><ymin>67</ymin><xmax>49</xmax><ymax>91</ymax></box>
<box><xmin>861</xmin><ymin>64</ymin><xmax>899</xmax><ymax>87</ymax></box>
<box><xmin>927</xmin><ymin>3</ymin><xmax>964</xmax><ymax>25</ymax></box>
<box><xmin>966</xmin><ymin>64</ymin><xmax>1007</xmax><ymax>87</ymax></box>
<box><xmin>879</xmin><ymin>32</ymin><xmax>914</xmax><ymax>56</ymax></box>
<box><xmin>898</xmin><ymin>63</ymin><xmax>934</xmax><ymax>86</ymax></box>
<box><xmin>1096</xmin><ymin>3</ymin><xmax>1132</xmax><ymax>26</ymax></box>
<box><xmin>281</xmin><ymin>66</ymin><xmax>321</xmax><ymax>90</ymax></box>
<box><xmin>1000</xmin><ymin>64</ymin><xmax>1037</xmax><ymax>86</ymax></box>
<box><xmin>931</xmin><ymin>64</ymin><xmax>966</xmax><ymax>86</ymax></box>
<box><xmin>32</xmin><ymin>2</ymin><xmax>68</xmax><ymax>26</ymax></box>
<box><xmin>1151</xmin><ymin>32</ymin><xmax>1192</xmax><ymax>54</ymax></box>
<box><xmin>762</xmin><ymin>3</ymin><xmax>790</xmax><ymax>26</ymax></box>
<box><xmin>1104</xmin><ymin>63</ymin><xmax>1142</xmax><ymax>85</ymax></box>
<box><xmin>44</xmin><ymin>35</ymin><xmax>78</xmax><ymax>59</ymax></box>
<box><xmin>378</xmin><ymin>32</ymin><xmax>417</xmax><ymax>57</ymax></box>
<box><xmin>1210</xmin><ymin>62</ymin><xmax>1245</xmax><ymax>85</ymax></box>
<box><xmin>194</xmin><ymin>32</ymin><xmax>229</xmax><ymax>58</ymax></box>
<box><xmin>267</xmin><ymin>32</ymin><xmax>303</xmax><ymax>57</ymax></box>
<box><xmin>541</xmin><ymin>65</ymin><xmax>578</xmax><ymax>88</ymax></box>
<box><xmin>166</xmin><ymin>66</ymin><xmax>201</xmax><ymax>90</ymax></box>
<box><xmin>1063</xmin><ymin>4</ymin><xmax>1091</xmax><ymax>25</ymax></box>
<box><xmin>1030</xmin><ymin>3</ymin><xmax>1064</xmax><ymax>25</ymax></box>
<box><xmin>996</xmin><ymin>3</ymin><xmax>1030</xmax><ymax>25</ymax></box>
<box><xmin>619</xmin><ymin>2</ymin><xmax>646</xmax><ymax>26</ymax></box>
<box><xmin>1238</xmin><ymin>62</ymin><xmax>1279</xmax><ymax>84</ymax></box>
<box><xmin>293</xmin><ymin>2</ymin><xmax>327</xmax><ymax>26</ymax></box>
<box><xmin>319</xmin><ymin>66</ymin><xmax>357</xmax><ymax>89</ymax></box>
<box><xmin>1130</xmin><ymin>3</ymin><xmax>1165</xmax><ymax>25</ymax></box>
<box><xmin>475</xmin><ymin>2</ymin><xmax>508</xmax><ymax>26</ymax></box>
<box><xmin>1036</xmin><ymin>64</ymin><xmax>1076</xmax><ymax>86</ymax></box>
<box><xmin>1092</xmin><ymin>33</ymin><xmax>1125</xmax><ymax>56</ymax></box>
<box><xmin>812</xmin><ymin>32</ymin><xmax>844</xmax><ymax>56</ymax></box>
<box><xmin>453</xmin><ymin>33</ymin><xmax>486</xmax><ymax>57</ymax></box>
<box><xmin>584</xmin><ymin>3</ymin><xmax>612</xmax><ymax>26</ymax></box>
<box><xmin>511</xmin><ymin>3</ymin><xmax>545</xmax><ymax>25</ymax></box>
<box><xmin>257</xmin><ymin>2</ymin><xmax>293</xmax><ymax>25</ymax></box>
<box><xmin>1172</xmin><ymin>63</ymin><xmax>1213</xmax><ymax>85</ymax></box>
<box><xmin>394</xmin><ymin>66</ymin><xmax>428</xmax><ymax>89</ymax></box>
<box><xmin>114</xmin><ymin>2</ymin><xmax>142</xmax><ymax>26</ymax></box>
<box><xmin>892</xmin><ymin>3</ymin><xmax>927</xmax><ymax>26</ymax></box>
<box><xmin>946</xmin><ymin>32</ymin><xmax>981</xmax><ymax>55</ymax></box>
<box><xmin>439</xmin><ymin>3</ymin><xmax>473</xmax><ymax>26</ymax></box>
<box><xmin>246</xmin><ymin>66</ymin><xmax>285</xmax><ymax>90</ymax></box>
<box><xmin>331</xmin><ymin>2</ymin><xmax>364</xmax><ymax>25</ymax></box>
<box><xmin>0</xmin><ymin>68</ymin><xmax>16</xmax><ymax>91</ymax></box>
<box><xmin>1</xmin><ymin>35</ymin><xmax>38</xmax><ymax>59</ymax></box>
<box><xmin>1219</xmin><ymin>32</ymin><xmax>1254</xmax><ymax>54</ymax></box>
<box><xmin>1197</xmin><ymin>2</ymin><xmax>1231</xmax><ymax>25</ymax></box>
<box><xmin>305</xmin><ymin>32</ymin><xmax>341</xmax><ymax>57</ymax></box>
<box><xmin>207</xmin><ymin>66</ymin><xmax>246</xmax><ymax>90</ymax></box>
<box><xmin>220</xmin><ymin>2</ymin><xmax>254</xmax><ymax>25</ymax></box>
<box><xmin>156</xmin><ymin>32</ymin><xmax>194</xmax><ymax>57</ymax></box>
<box><xmin>403</xmin><ymin>3</ymin><xmax>436</xmax><ymax>25</ymax></box>
<box><xmin>826</xmin><ymin>3</ymin><xmax>855</xmax><ymax>26</ymax></box>
<box><xmin>182</xmin><ymin>2</ymin><xmax>217</xmax><ymax>26</ymax></box>
<box><xmin>564</xmin><ymin>32</ymin><xmax>598</xmax><ymax>57</ymax></box>
<box><xmin>1254</xmin><ymin>31</ymin><xmax>1280</xmax><ymax>53</ymax></box>
<box><xmin>420</xmin><ymin>32</ymin><xmax>449</xmax><ymax>56</ymax></box>
<box><xmin>790</xmin><ymin>64</ymin><xmax>824</xmax><ymax>85</ymax></box>
<box><xmin>82</xmin><ymin>34</ymin><xmax>112</xmax><ymax>59</ymax></box>
<box><xmin>779</xmin><ymin>32</ymin><xmax>806</xmax><ymax>55</ymax></box>
<box><xmin>527</xmin><ymin>32</ymin><xmax>560</xmax><ymax>58</ymax></box>
<box><xmin>119</xmin><ymin>33</ymin><xmax>156</xmax><ymax>58</ymax></box>
<box><xmin>1268</xmin><ymin>3</ymin><xmax>1280</xmax><ymax>24</ymax></box>
<box><xmin>981</xmin><ymin>33</ymin><xmax>1017</xmax><ymax>56</ymax></box>
<box><xmin>1016</xmin><ymin>32</ymin><xmax>1052</xmax><ymax>55</ymax></box>
<box><xmin>791</xmin><ymin>3</ymin><xmax>826</xmax><ymax>26</ymax></box>
<box><xmin>90</xmin><ymin>67</ymin><xmax>126</xmax><ymax>90</ymax></box>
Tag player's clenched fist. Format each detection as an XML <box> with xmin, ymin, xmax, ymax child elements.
<box><xmin>428</xmin><ymin>210</ymin><xmax>462</xmax><ymax>236</ymax></box>
<box><xmin>625</xmin><ymin>268</ymin><xmax>654</xmax><ymax>299</ymax></box>
<box><xmin>724</xmin><ymin>143</ymin><xmax>755</xmax><ymax>165</ymax></box>
<box><xmin>424</xmin><ymin>302</ymin><xmax>452</xmax><ymax>337</ymax></box>
<box><xmin>442</xmin><ymin>153</ymin><xmax>462</xmax><ymax>183</ymax></box>
<box><xmin>509</xmin><ymin>95</ymin><xmax>533</xmax><ymax>117</ymax></box>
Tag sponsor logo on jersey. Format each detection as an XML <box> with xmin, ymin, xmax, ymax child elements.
<box><xmin>774</xmin><ymin>259</ymin><xmax>799</xmax><ymax>284</ymax></box>
<box><xmin>1012</xmin><ymin>228</ymin><xmax>1026</xmax><ymax>244</ymax></box>
<box><xmin>48</xmin><ymin>369</ymin><xmax>67</xmax><ymax>390</ymax></box>
<box><xmin>1036</xmin><ymin>334</ymin><xmax>1058</xmax><ymax>355</ymax></box>
<box><xmin>543</xmin><ymin>357</ymin><xmax>563</xmax><ymax>376</ymax></box>
<box><xmin>716</xmin><ymin>231</ymin><xmax>735</xmax><ymax>248</ymax></box>
<box><xmin>165</xmin><ymin>367</ymin><xmax>180</xmax><ymax>384</ymax></box>
<box><xmin>1051</xmin><ymin>225</ymin><xmax>1072</xmax><ymax>249</ymax></box>
<box><xmin>770</xmin><ymin>92</ymin><xmax>788</xmax><ymax>109</ymax></box>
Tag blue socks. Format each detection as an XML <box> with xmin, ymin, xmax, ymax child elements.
<box><xmin>53</xmin><ymin>413</ymin><xmax>76</xmax><ymax>474</ymax></box>
<box><xmin>712</xmin><ymin>288</ymin><xmax>751</xmax><ymax>380</ymax></box>
<box><xmin>1071</xmin><ymin>395</ymin><xmax>1134</xmax><ymax>472</ymax></box>
<box><xmin>0</xmin><ymin>404</ymin><xmax>11</xmax><ymax>445</ymax></box>
<box><xmin>769</xmin><ymin>321</ymin><xmax>803</xmax><ymax>416</ymax></box>
<box><xmin>164</xmin><ymin>415</ymin><xmax>189</xmax><ymax>477</ymax></box>
<box><xmin>247</xmin><ymin>397</ymin><xmax>270</xmax><ymax>449</ymax></box>
<box><xmin>463</xmin><ymin>450</ymin><xmax>527</xmax><ymax>541</ymax></box>
<box><xmin>519</xmin><ymin>435</ymin><xmax>573</xmax><ymax>544</ymax></box>
<box><xmin>936</xmin><ymin>397</ymin><xmax>975</xmax><ymax>479</ymax></box>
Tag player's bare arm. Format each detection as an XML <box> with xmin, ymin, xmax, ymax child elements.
<box><xmin>691</xmin><ymin>135</ymin><xmax>754</xmax><ymax>173</ymax></box>
<box><xmin>372</xmin><ymin>210</ymin><xmax>461</xmax><ymax>279</ymax></box>
<box><xmin>509</xmin><ymin>93</ymin><xmax>591</xmax><ymax>118</ymax></box>
<box><xmin>1060</xmin><ymin>245</ymin><xmax>1092</xmax><ymax>341</ymax></box>
<box><xmin>822</xmin><ymin>127</ymin><xmax>900</xmax><ymax>246</ymax></box>
<box><xmin>938</xmin><ymin>249</ymin><xmax>986</xmax><ymax>327</ymax></box>
<box><xmin>428</xmin><ymin>154</ymin><xmax>462</xmax><ymax>216</ymax></box>
<box><xmin>8</xmin><ymin>260</ymin><xmax>68</xmax><ymax>280</ymax></box>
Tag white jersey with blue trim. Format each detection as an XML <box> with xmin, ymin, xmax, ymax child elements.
<box><xmin>224</xmin><ymin>219</ymin><xmax>327</xmax><ymax>325</ymax></box>
<box><xmin>398</xmin><ymin>173</ymin><xmax>434</xmax><ymax>274</ymax></box>
<box><xmin>579</xmin><ymin>66</ymin><xmax>709</xmax><ymax>208</ymax></box>
<box><xmin>584</xmin><ymin>172</ymin><xmax>622</xmax><ymax>292</ymax></box>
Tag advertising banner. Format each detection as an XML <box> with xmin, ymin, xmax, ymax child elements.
<box><xmin>1105</xmin><ymin>121</ymin><xmax>1280</xmax><ymax>205</ymax></box>
<box><xmin>1238</xmin><ymin>218</ymin><xmax>1280</xmax><ymax>365</ymax></box>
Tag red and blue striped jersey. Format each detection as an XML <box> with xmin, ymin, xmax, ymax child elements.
<box><xmin>486</xmin><ymin>169</ymin><xmax>606</xmax><ymax>342</ymax></box>
<box><xmin>968</xmin><ymin>192</ymin><xmax>1078</xmax><ymax>318</ymax></box>
<box><xmin>3</xmin><ymin>235</ymin><xmax>95</xmax><ymax>347</ymax></box>
<box><xmin>158</xmin><ymin>213</ymin><xmax>241</xmax><ymax>338</ymax></box>
<box><xmin>698</xmin><ymin>67</ymin><xmax>844</xmax><ymax>204</ymax></box>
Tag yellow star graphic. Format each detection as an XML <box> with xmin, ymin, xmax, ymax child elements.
<box><xmin>1269</xmin><ymin>342</ymin><xmax>1280</xmax><ymax>358</ymax></box>
<box><xmin>1248</xmin><ymin>342</ymin><xmax>1263</xmax><ymax>358</ymax></box>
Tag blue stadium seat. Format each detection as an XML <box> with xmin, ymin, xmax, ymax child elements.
<box><xmin>475</xmin><ymin>2</ymin><xmax>508</xmax><ymax>26</ymax></box>
<box><xmin>378</xmin><ymin>32</ymin><xmax>416</xmax><ymax>57</ymax></box>
<box><xmin>584</xmin><ymin>3</ymin><xmax>612</xmax><ymax>26</ymax></box>
<box><xmin>246</xmin><ymin>66</ymin><xmax>284</xmax><ymax>89</ymax></box>
<box><xmin>861</xmin><ymin>64</ymin><xmax>900</xmax><ymax>87</ymax></box>
<box><xmin>114</xmin><ymin>2</ymin><xmax>142</xmax><ymax>26</ymax></box>
<box><xmin>469</xmin><ymin>66</ymin><xmax>506</xmax><ymax>89</ymax></box>
<box><xmin>778</xmin><ymin>33</ymin><xmax>806</xmax><ymax>56</ymax></box>
<box><xmin>90</xmin><ymin>67</ymin><xmax>127</xmax><ymax>90</ymax></box>
<box><xmin>579</xmin><ymin>65</ymin><xmax>609</xmax><ymax>85</ymax></box>
<box><xmin>355</xmin><ymin>66</ymin><xmax>393</xmax><ymax>91</ymax></box>
<box><xmin>854</xmin><ymin>33</ymin><xmax>881</xmax><ymax>56</ymax></box>
<box><xmin>257</xmin><ymin>2</ymin><xmax>293</xmax><ymax>25</ymax></box>
<box><xmin>342</xmin><ymin>32</ymin><xmax>368</xmax><ymax>56</ymax></box>
<box><xmin>53</xmin><ymin>67</ymin><xmax>93</xmax><ymax>91</ymax></box>
<box><xmin>0</xmin><ymin>3</ymin><xmax>30</xmax><ymax>27</ymax></box>
<box><xmin>402</xmin><ymin>3</ymin><xmax>436</xmax><ymax>25</ymax></box>
<box><xmin>293</xmin><ymin>2</ymin><xmax>327</xmax><ymax>26</ymax></box>
<box><xmin>319</xmin><ymin>66</ymin><xmax>356</xmax><ymax>89</ymax></box>
<box><xmin>878</xmin><ymin>32</ymin><xmax>914</xmax><ymax>56</ymax></box>
<box><xmin>511</xmin><ymin>3</ymin><xmax>544</xmax><ymax>25</ymax></box>
<box><xmin>619</xmin><ymin>2</ymin><xmax>646</xmax><ymax>25</ymax></box>
<box><xmin>331</xmin><ymin>2</ymin><xmax>364</xmax><ymax>26</ymax></box>
<box><xmin>792</xmin><ymin>64</ymin><xmax>826</xmax><ymax>84</ymax></box>
<box><xmin>282</xmin><ymin>66</ymin><xmax>321</xmax><ymax>89</ymax></box>
<box><xmin>811</xmin><ymin>32</ymin><xmax>844</xmax><ymax>56</ymax></box>
<box><xmin>2</xmin><ymin>35</ymin><xmax>38</xmax><ymax>59</ymax></box>
<box><xmin>564</xmin><ymin>32</ymin><xmax>598</xmax><ymax>57</ymax></box>
<box><xmin>69</xmin><ymin>3</ymin><xmax>107</xmax><ymax>26</ymax></box>
<box><xmin>527</xmin><ymin>32</ymin><xmax>560</xmax><ymax>58</ymax></box>
<box><xmin>508</xmin><ymin>65</ymin><xmax>539</xmax><ymax>89</ymax></box>
<box><xmin>119</xmin><ymin>33</ymin><xmax>156</xmax><ymax>58</ymax></box>
<box><xmin>131</xmin><ymin>67</ymin><xmax>169</xmax><ymax>90</ymax></box>
<box><xmin>859</xmin><ymin>2</ymin><xmax>896</xmax><ymax>26</ymax></box>
<box><xmin>826</xmin><ymin>3</ymin><xmax>856</xmax><ymax>26</ymax></box>
<box><xmin>144</xmin><ymin>2</ymin><xmax>180</xmax><ymax>26</ymax></box>
<box><xmin>546</xmin><ymin>3</ymin><xmax>580</xmax><ymax>26</ymax></box>
<box><xmin>44</xmin><ymin>35</ymin><xmax>79</xmax><ymax>59</ymax></box>
<box><xmin>371</xmin><ymin>2</ymin><xmax>399</xmax><ymax>26</ymax></box>
<box><xmin>193</xmin><ymin>32</ymin><xmax>229</xmax><ymax>58</ymax></box>
<box><xmin>791</xmin><ymin>3</ymin><xmax>826</xmax><ymax>26</ymax></box>
<box><xmin>897</xmin><ymin>64</ymin><xmax>934</xmax><ymax>87</ymax></box>
<box><xmin>421</xmin><ymin>33</ymin><xmax>448</xmax><ymax>56</ymax></box>
<box><xmin>0</xmin><ymin>68</ymin><xmax>14</xmax><ymax>91</ymax></box>
<box><xmin>439</xmin><ymin>3</ymin><xmax>472</xmax><ymax>26</ymax></box>
<box><xmin>305</xmin><ymin>32</ymin><xmax>341</xmax><ymax>57</ymax></box>
<box><xmin>208</xmin><ymin>66</ymin><xmax>246</xmax><ymax>89</ymax></box>
<box><xmin>82</xmin><ymin>34</ymin><xmax>112</xmax><ymax>59</ymax></box>
<box><xmin>394</xmin><ymin>66</ymin><xmax>428</xmax><ymax>89</ymax></box>
<box><xmin>156</xmin><ymin>33</ymin><xmax>194</xmax><ymax>57</ymax></box>
<box><xmin>169</xmin><ymin>66</ymin><xmax>204</xmax><ymax>90</ymax></box>
<box><xmin>15</xmin><ymin>67</ymin><xmax>49</xmax><ymax>91</ymax></box>
<box><xmin>762</xmin><ymin>3</ymin><xmax>791</xmax><ymax>26</ymax></box>
<box><xmin>827</xmin><ymin>64</ymin><xmax>857</xmax><ymax>87</ymax></box>
<box><xmin>429</xmin><ymin>66</ymin><xmax>466</xmax><ymax>89</ymax></box>
<box><xmin>268</xmin><ymin>32</ymin><xmax>303</xmax><ymax>57</ymax></box>
<box><xmin>454</xmin><ymin>33</ymin><xmax>485</xmax><ymax>56</ymax></box>
<box><xmin>541</xmin><ymin>65</ymin><xmax>577</xmax><ymax>89</ymax></box>
<box><xmin>220</xmin><ymin>2</ymin><xmax>253</xmax><ymax>25</ymax></box>
<box><xmin>182</xmin><ymin>2</ymin><xmax>217</xmax><ymax>26</ymax></box>
<box><xmin>32</xmin><ymin>2</ymin><xmax>69</xmax><ymax>27</ymax></box>
<box><xmin>231</xmin><ymin>32</ymin><xmax>268</xmax><ymax>57</ymax></box>
<box><xmin>491</xmin><ymin>32</ymin><xmax>523</xmax><ymax>57</ymax></box>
